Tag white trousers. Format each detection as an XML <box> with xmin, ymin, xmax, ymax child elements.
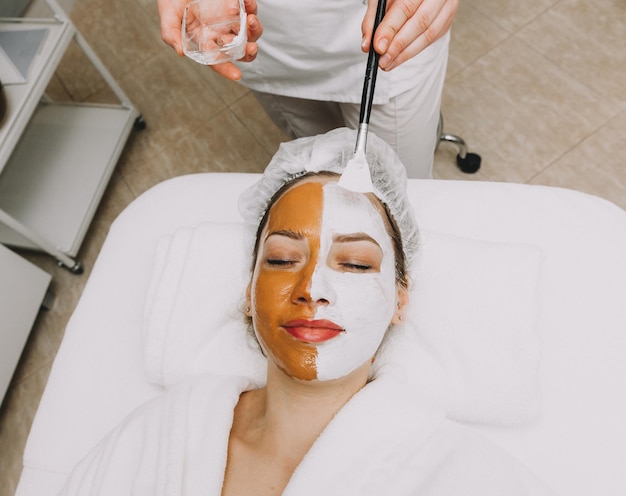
<box><xmin>251</xmin><ymin>49</ymin><xmax>448</xmax><ymax>179</ymax></box>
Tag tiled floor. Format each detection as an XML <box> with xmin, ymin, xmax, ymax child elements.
<box><xmin>1</xmin><ymin>0</ymin><xmax>625</xmax><ymax>493</ymax></box>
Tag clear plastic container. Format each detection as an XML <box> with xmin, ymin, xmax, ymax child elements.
<box><xmin>182</xmin><ymin>0</ymin><xmax>247</xmax><ymax>65</ymax></box>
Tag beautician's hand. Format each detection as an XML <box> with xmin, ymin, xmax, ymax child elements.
<box><xmin>362</xmin><ymin>0</ymin><xmax>458</xmax><ymax>71</ymax></box>
<box><xmin>157</xmin><ymin>0</ymin><xmax>263</xmax><ymax>81</ymax></box>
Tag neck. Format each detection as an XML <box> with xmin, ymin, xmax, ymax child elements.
<box><xmin>239</xmin><ymin>361</ymin><xmax>371</xmax><ymax>460</ymax></box>
<box><xmin>268</xmin><ymin>361</ymin><xmax>368</xmax><ymax>434</ymax></box>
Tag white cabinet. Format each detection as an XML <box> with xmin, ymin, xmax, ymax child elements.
<box><xmin>0</xmin><ymin>0</ymin><xmax>140</xmax><ymax>272</ymax></box>
<box><xmin>0</xmin><ymin>242</ymin><xmax>50</xmax><ymax>400</ymax></box>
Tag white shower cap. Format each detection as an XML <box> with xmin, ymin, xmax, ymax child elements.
<box><xmin>238</xmin><ymin>127</ymin><xmax>419</xmax><ymax>268</ymax></box>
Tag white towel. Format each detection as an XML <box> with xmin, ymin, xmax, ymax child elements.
<box><xmin>374</xmin><ymin>231</ymin><xmax>544</xmax><ymax>425</ymax></box>
<box><xmin>143</xmin><ymin>223</ymin><xmax>265</xmax><ymax>387</ymax></box>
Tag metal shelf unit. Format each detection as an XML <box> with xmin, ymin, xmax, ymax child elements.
<box><xmin>0</xmin><ymin>0</ymin><xmax>140</xmax><ymax>271</ymax></box>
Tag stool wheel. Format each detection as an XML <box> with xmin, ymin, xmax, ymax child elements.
<box><xmin>438</xmin><ymin>112</ymin><xmax>482</xmax><ymax>174</ymax></box>
<box><xmin>457</xmin><ymin>152</ymin><xmax>481</xmax><ymax>174</ymax></box>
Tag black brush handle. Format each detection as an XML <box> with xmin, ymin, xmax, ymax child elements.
<box><xmin>359</xmin><ymin>0</ymin><xmax>387</xmax><ymax>126</ymax></box>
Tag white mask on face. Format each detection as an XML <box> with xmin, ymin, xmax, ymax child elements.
<box><xmin>311</xmin><ymin>183</ymin><xmax>397</xmax><ymax>381</ymax></box>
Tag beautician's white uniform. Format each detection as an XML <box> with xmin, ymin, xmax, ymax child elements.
<box><xmin>236</xmin><ymin>0</ymin><xmax>450</xmax><ymax>178</ymax></box>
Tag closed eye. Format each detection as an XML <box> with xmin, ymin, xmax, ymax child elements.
<box><xmin>262</xmin><ymin>231</ymin><xmax>307</xmax><ymax>269</ymax></box>
<box><xmin>266</xmin><ymin>258</ymin><xmax>297</xmax><ymax>266</ymax></box>
<box><xmin>340</xmin><ymin>262</ymin><xmax>373</xmax><ymax>272</ymax></box>
<box><xmin>330</xmin><ymin>237</ymin><xmax>382</xmax><ymax>273</ymax></box>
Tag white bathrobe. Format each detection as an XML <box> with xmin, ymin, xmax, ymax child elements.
<box><xmin>58</xmin><ymin>373</ymin><xmax>556</xmax><ymax>495</ymax></box>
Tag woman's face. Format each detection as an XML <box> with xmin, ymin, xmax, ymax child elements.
<box><xmin>248</xmin><ymin>177</ymin><xmax>402</xmax><ymax>382</ymax></box>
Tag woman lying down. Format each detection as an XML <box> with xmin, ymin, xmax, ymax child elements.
<box><xmin>59</xmin><ymin>128</ymin><xmax>555</xmax><ymax>495</ymax></box>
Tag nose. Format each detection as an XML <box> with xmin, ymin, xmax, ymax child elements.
<box><xmin>292</xmin><ymin>264</ymin><xmax>335</xmax><ymax>307</ymax></box>
<box><xmin>309</xmin><ymin>265</ymin><xmax>336</xmax><ymax>307</ymax></box>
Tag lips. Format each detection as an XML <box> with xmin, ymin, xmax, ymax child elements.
<box><xmin>282</xmin><ymin>319</ymin><xmax>344</xmax><ymax>343</ymax></box>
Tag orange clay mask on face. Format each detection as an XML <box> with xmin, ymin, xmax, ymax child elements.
<box><xmin>250</xmin><ymin>179</ymin><xmax>397</xmax><ymax>381</ymax></box>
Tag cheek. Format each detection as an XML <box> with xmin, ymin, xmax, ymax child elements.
<box><xmin>251</xmin><ymin>270</ymin><xmax>296</xmax><ymax>341</ymax></box>
<box><xmin>330</xmin><ymin>271</ymin><xmax>396</xmax><ymax>330</ymax></box>
<box><xmin>250</xmin><ymin>269</ymin><xmax>319</xmax><ymax>381</ymax></box>
<box><xmin>312</xmin><ymin>271</ymin><xmax>397</xmax><ymax>381</ymax></box>
<box><xmin>253</xmin><ymin>271</ymin><xmax>292</xmax><ymax>312</ymax></box>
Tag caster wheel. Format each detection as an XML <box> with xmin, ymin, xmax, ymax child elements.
<box><xmin>58</xmin><ymin>260</ymin><xmax>84</xmax><ymax>274</ymax></box>
<box><xmin>69</xmin><ymin>261</ymin><xmax>84</xmax><ymax>274</ymax></box>
<box><xmin>134</xmin><ymin>115</ymin><xmax>147</xmax><ymax>131</ymax></box>
<box><xmin>456</xmin><ymin>152</ymin><xmax>481</xmax><ymax>174</ymax></box>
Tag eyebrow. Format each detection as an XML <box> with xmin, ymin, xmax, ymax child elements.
<box><xmin>265</xmin><ymin>229</ymin><xmax>303</xmax><ymax>241</ymax></box>
<box><xmin>333</xmin><ymin>232</ymin><xmax>381</xmax><ymax>248</ymax></box>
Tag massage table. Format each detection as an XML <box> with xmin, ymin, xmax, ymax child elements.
<box><xmin>16</xmin><ymin>173</ymin><xmax>626</xmax><ymax>495</ymax></box>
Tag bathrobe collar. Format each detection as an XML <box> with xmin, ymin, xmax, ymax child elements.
<box><xmin>181</xmin><ymin>373</ymin><xmax>445</xmax><ymax>496</ymax></box>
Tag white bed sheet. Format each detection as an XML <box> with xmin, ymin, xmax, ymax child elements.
<box><xmin>17</xmin><ymin>174</ymin><xmax>626</xmax><ymax>495</ymax></box>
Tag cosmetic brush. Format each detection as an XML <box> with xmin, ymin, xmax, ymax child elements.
<box><xmin>338</xmin><ymin>0</ymin><xmax>387</xmax><ymax>192</ymax></box>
